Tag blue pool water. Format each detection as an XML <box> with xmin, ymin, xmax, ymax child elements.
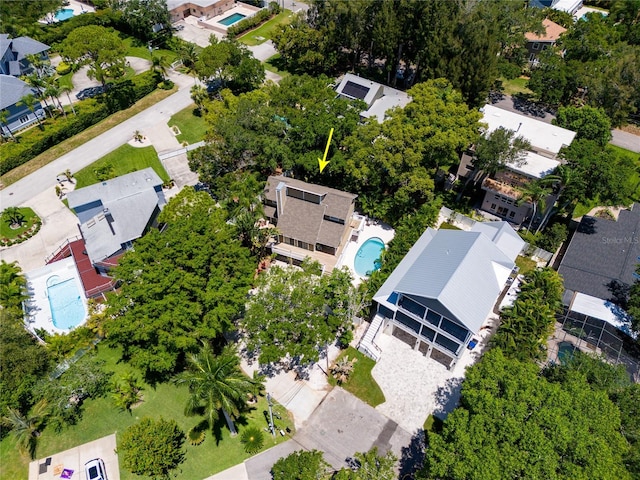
<box><xmin>354</xmin><ymin>237</ymin><xmax>385</xmax><ymax>277</ymax></box>
<box><xmin>55</xmin><ymin>8</ymin><xmax>75</xmax><ymax>21</ymax></box>
<box><xmin>557</xmin><ymin>341</ymin><xmax>576</xmax><ymax>364</ymax></box>
<box><xmin>47</xmin><ymin>278</ymin><xmax>86</xmax><ymax>330</ymax></box>
<box><xmin>218</xmin><ymin>12</ymin><xmax>246</xmax><ymax>26</ymax></box>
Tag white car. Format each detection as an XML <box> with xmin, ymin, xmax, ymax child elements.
<box><xmin>85</xmin><ymin>458</ymin><xmax>107</xmax><ymax>480</ymax></box>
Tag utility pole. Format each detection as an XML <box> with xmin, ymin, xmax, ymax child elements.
<box><xmin>266</xmin><ymin>392</ymin><xmax>276</xmax><ymax>437</ymax></box>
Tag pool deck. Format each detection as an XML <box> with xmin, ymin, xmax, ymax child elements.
<box><xmin>40</xmin><ymin>0</ymin><xmax>95</xmax><ymax>23</ymax></box>
<box><xmin>24</xmin><ymin>256</ymin><xmax>88</xmax><ymax>336</ymax></box>
<box><xmin>335</xmin><ymin>217</ymin><xmax>395</xmax><ymax>286</ymax></box>
<box><xmin>194</xmin><ymin>4</ymin><xmax>260</xmax><ymax>34</ymax></box>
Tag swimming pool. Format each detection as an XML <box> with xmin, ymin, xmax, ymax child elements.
<box><xmin>55</xmin><ymin>8</ymin><xmax>75</xmax><ymax>21</ymax></box>
<box><xmin>47</xmin><ymin>278</ymin><xmax>86</xmax><ymax>330</ymax></box>
<box><xmin>218</xmin><ymin>12</ymin><xmax>246</xmax><ymax>26</ymax></box>
<box><xmin>557</xmin><ymin>341</ymin><xmax>576</xmax><ymax>364</ymax></box>
<box><xmin>354</xmin><ymin>237</ymin><xmax>385</xmax><ymax>277</ymax></box>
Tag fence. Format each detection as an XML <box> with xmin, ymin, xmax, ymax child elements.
<box><xmin>439</xmin><ymin>206</ymin><xmax>476</xmax><ymax>230</ymax></box>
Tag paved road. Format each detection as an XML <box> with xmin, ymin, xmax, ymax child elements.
<box><xmin>0</xmin><ymin>74</ymin><xmax>195</xmax><ymax>209</ymax></box>
<box><xmin>611</xmin><ymin>129</ymin><xmax>640</xmax><ymax>153</ymax></box>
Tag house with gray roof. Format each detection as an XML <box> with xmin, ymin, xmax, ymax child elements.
<box><xmin>371</xmin><ymin>223</ymin><xmax>523</xmax><ymax>368</ymax></box>
<box><xmin>66</xmin><ymin>168</ymin><xmax>165</xmax><ymax>266</ymax></box>
<box><xmin>263</xmin><ymin>176</ymin><xmax>357</xmax><ymax>259</ymax></box>
<box><xmin>0</xmin><ymin>74</ymin><xmax>45</xmax><ymax>135</ymax></box>
<box><xmin>559</xmin><ymin>204</ymin><xmax>640</xmax><ymax>302</ymax></box>
<box><xmin>0</xmin><ymin>34</ymin><xmax>50</xmax><ymax>77</ymax></box>
<box><xmin>335</xmin><ymin>73</ymin><xmax>411</xmax><ymax>123</ymax></box>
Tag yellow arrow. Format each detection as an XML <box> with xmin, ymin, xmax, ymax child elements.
<box><xmin>318</xmin><ymin>127</ymin><xmax>334</xmax><ymax>173</ymax></box>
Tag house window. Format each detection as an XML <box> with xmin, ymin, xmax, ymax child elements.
<box><xmin>399</xmin><ymin>295</ymin><xmax>426</xmax><ymax>320</ymax></box>
<box><xmin>425</xmin><ymin>309</ymin><xmax>441</xmax><ymax>327</ymax></box>
<box><xmin>505</xmin><ymin>198</ymin><xmax>513</xmax><ymax>205</ymax></box>
<box><xmin>434</xmin><ymin>333</ymin><xmax>460</xmax><ymax>355</ymax></box>
<box><xmin>532</xmin><ymin>42</ymin><xmax>540</xmax><ymax>50</ymax></box>
<box><xmin>529</xmin><ymin>53</ymin><xmax>536</xmax><ymax>62</ymax></box>
<box><xmin>395</xmin><ymin>311</ymin><xmax>421</xmax><ymax>334</ymax></box>
<box><xmin>494</xmin><ymin>195</ymin><xmax>500</xmax><ymax>200</ymax></box>
<box><xmin>509</xmin><ymin>211</ymin><xmax>516</xmax><ymax>219</ymax></box>
<box><xmin>497</xmin><ymin>206</ymin><xmax>509</xmax><ymax>216</ymax></box>
<box><xmin>490</xmin><ymin>203</ymin><xmax>497</xmax><ymax>211</ymax></box>
<box><xmin>420</xmin><ymin>324</ymin><xmax>436</xmax><ymax>342</ymax></box>
<box><xmin>19</xmin><ymin>115</ymin><xmax>29</xmax><ymax>124</ymax></box>
<box><xmin>440</xmin><ymin>318</ymin><xmax>469</xmax><ymax>342</ymax></box>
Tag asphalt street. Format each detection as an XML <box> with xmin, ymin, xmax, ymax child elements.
<box><xmin>0</xmin><ymin>76</ymin><xmax>195</xmax><ymax>209</ymax></box>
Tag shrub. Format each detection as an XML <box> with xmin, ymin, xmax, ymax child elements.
<box><xmin>226</xmin><ymin>8</ymin><xmax>274</xmax><ymax>39</ymax></box>
<box><xmin>240</xmin><ymin>426</ymin><xmax>264</xmax><ymax>453</ymax></box>
<box><xmin>187</xmin><ymin>425</ymin><xmax>206</xmax><ymax>445</ymax></box>
<box><xmin>56</xmin><ymin>62</ymin><xmax>71</xmax><ymax>75</ymax></box>
<box><xmin>0</xmin><ymin>71</ymin><xmax>160</xmax><ymax>176</ymax></box>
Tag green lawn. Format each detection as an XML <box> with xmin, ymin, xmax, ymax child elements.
<box><xmin>0</xmin><ymin>346</ymin><xmax>294</xmax><ymax>480</ymax></box>
<box><xmin>328</xmin><ymin>347</ymin><xmax>385</xmax><ymax>407</ymax></box>
<box><xmin>515</xmin><ymin>255</ymin><xmax>538</xmax><ymax>276</ymax></box>
<box><xmin>264</xmin><ymin>54</ymin><xmax>291</xmax><ymax>79</ymax></box>
<box><xmin>73</xmin><ymin>144</ymin><xmax>170</xmax><ymax>188</ymax></box>
<box><xmin>498</xmin><ymin>76</ymin><xmax>534</xmax><ymax>96</ymax></box>
<box><xmin>0</xmin><ymin>207</ymin><xmax>39</xmax><ymax>239</ymax></box>
<box><xmin>439</xmin><ymin>222</ymin><xmax>461</xmax><ymax>230</ymax></box>
<box><xmin>168</xmin><ymin>105</ymin><xmax>208</xmax><ymax>145</ymax></box>
<box><xmin>238</xmin><ymin>10</ymin><xmax>293</xmax><ymax>46</ymax></box>
<box><xmin>122</xmin><ymin>36</ymin><xmax>178</xmax><ymax>63</ymax></box>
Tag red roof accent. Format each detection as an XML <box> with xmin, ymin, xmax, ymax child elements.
<box><xmin>68</xmin><ymin>239</ymin><xmax>118</xmax><ymax>298</ymax></box>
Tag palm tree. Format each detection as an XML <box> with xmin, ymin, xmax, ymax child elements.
<box><xmin>1</xmin><ymin>400</ymin><xmax>48</xmax><ymax>459</ymax></box>
<box><xmin>22</xmin><ymin>73</ymin><xmax>53</xmax><ymax>118</ymax></box>
<box><xmin>0</xmin><ymin>109</ymin><xmax>16</xmax><ymax>142</ymax></box>
<box><xmin>17</xmin><ymin>94</ymin><xmax>44</xmax><ymax>130</ymax></box>
<box><xmin>44</xmin><ymin>80</ymin><xmax>66</xmax><ymax>118</ymax></box>
<box><xmin>174</xmin><ymin>344</ymin><xmax>259</xmax><ymax>436</ymax></box>
<box><xmin>190</xmin><ymin>84</ymin><xmax>208</xmax><ymax>114</ymax></box>
<box><xmin>152</xmin><ymin>53</ymin><xmax>170</xmax><ymax>82</ymax></box>
<box><xmin>59</xmin><ymin>85</ymin><xmax>76</xmax><ymax>116</ymax></box>
<box><xmin>2</xmin><ymin>206</ymin><xmax>25</xmax><ymax>228</ymax></box>
<box><xmin>517</xmin><ymin>177</ymin><xmax>557</xmax><ymax>232</ymax></box>
<box><xmin>0</xmin><ymin>260</ymin><xmax>28</xmax><ymax>309</ymax></box>
<box><xmin>178</xmin><ymin>41</ymin><xmax>198</xmax><ymax>73</ymax></box>
<box><xmin>61</xmin><ymin>169</ymin><xmax>74</xmax><ymax>183</ymax></box>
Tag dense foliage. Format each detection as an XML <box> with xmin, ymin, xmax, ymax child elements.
<box><xmin>554</xmin><ymin>105</ymin><xmax>612</xmax><ymax>146</ymax></box>
<box><xmin>529</xmin><ymin>9</ymin><xmax>640</xmax><ymax>125</ymax></box>
<box><xmin>118</xmin><ymin>417</ymin><xmax>186</xmax><ymax>478</ymax></box>
<box><xmin>195</xmin><ymin>38</ymin><xmax>265</xmax><ymax>94</ymax></box>
<box><xmin>271</xmin><ymin>450</ymin><xmax>331</xmax><ymax>480</ymax></box>
<box><xmin>273</xmin><ymin>0</ymin><xmax>544</xmax><ymax>106</ymax></box>
<box><xmin>105</xmin><ymin>189</ymin><xmax>255</xmax><ymax>380</ymax></box>
<box><xmin>242</xmin><ymin>261</ymin><xmax>356</xmax><ymax>368</ymax></box>
<box><xmin>420</xmin><ymin>348</ymin><xmax>632</xmax><ymax>480</ymax></box>
<box><xmin>492</xmin><ymin>268</ymin><xmax>564</xmax><ymax>361</ymax></box>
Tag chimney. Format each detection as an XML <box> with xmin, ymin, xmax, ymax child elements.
<box><xmin>275</xmin><ymin>182</ymin><xmax>286</xmax><ymax>218</ymax></box>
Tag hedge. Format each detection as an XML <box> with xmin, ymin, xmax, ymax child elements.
<box><xmin>0</xmin><ymin>71</ymin><xmax>161</xmax><ymax>176</ymax></box>
<box><xmin>226</xmin><ymin>2</ymin><xmax>281</xmax><ymax>39</ymax></box>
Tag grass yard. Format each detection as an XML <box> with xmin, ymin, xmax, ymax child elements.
<box><xmin>0</xmin><ymin>86</ymin><xmax>177</xmax><ymax>187</ymax></box>
<box><xmin>238</xmin><ymin>10</ymin><xmax>293</xmax><ymax>46</ymax></box>
<box><xmin>499</xmin><ymin>76</ymin><xmax>534</xmax><ymax>96</ymax></box>
<box><xmin>122</xmin><ymin>36</ymin><xmax>178</xmax><ymax>63</ymax></box>
<box><xmin>168</xmin><ymin>105</ymin><xmax>208</xmax><ymax>145</ymax></box>
<box><xmin>264</xmin><ymin>54</ymin><xmax>291</xmax><ymax>79</ymax></box>
<box><xmin>439</xmin><ymin>222</ymin><xmax>461</xmax><ymax>230</ymax></box>
<box><xmin>328</xmin><ymin>346</ymin><xmax>385</xmax><ymax>407</ymax></box>
<box><xmin>0</xmin><ymin>207</ymin><xmax>39</xmax><ymax>239</ymax></box>
<box><xmin>0</xmin><ymin>345</ymin><xmax>294</xmax><ymax>480</ymax></box>
<box><xmin>73</xmin><ymin>144</ymin><xmax>170</xmax><ymax>188</ymax></box>
<box><xmin>515</xmin><ymin>255</ymin><xmax>538</xmax><ymax>276</ymax></box>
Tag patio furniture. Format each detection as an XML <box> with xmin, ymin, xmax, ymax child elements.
<box><xmin>53</xmin><ymin>465</ymin><xmax>64</xmax><ymax>475</ymax></box>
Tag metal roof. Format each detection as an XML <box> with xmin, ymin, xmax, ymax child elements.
<box><xmin>470</xmin><ymin>221</ymin><xmax>525</xmax><ymax>261</ymax></box>
<box><xmin>374</xmin><ymin>228</ymin><xmax>515</xmax><ymax>334</ymax></box>
<box><xmin>481</xmin><ymin>104</ymin><xmax>576</xmax><ymax>155</ymax></box>
<box><xmin>336</xmin><ymin>73</ymin><xmax>410</xmax><ymax>123</ymax></box>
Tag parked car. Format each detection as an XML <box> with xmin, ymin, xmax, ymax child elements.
<box><xmin>85</xmin><ymin>458</ymin><xmax>107</xmax><ymax>480</ymax></box>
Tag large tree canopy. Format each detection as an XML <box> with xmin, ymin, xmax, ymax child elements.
<box><xmin>241</xmin><ymin>261</ymin><xmax>356</xmax><ymax>369</ymax></box>
<box><xmin>420</xmin><ymin>348</ymin><xmax>632</xmax><ymax>480</ymax></box>
<box><xmin>554</xmin><ymin>105</ymin><xmax>612</xmax><ymax>146</ymax></box>
<box><xmin>59</xmin><ymin>25</ymin><xmax>127</xmax><ymax>87</ymax></box>
<box><xmin>105</xmin><ymin>189</ymin><xmax>255</xmax><ymax>380</ymax></box>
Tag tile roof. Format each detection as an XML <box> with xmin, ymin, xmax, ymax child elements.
<box><xmin>559</xmin><ymin>204</ymin><xmax>640</xmax><ymax>300</ymax></box>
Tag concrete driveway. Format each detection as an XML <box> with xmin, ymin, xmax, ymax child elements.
<box><xmin>29</xmin><ymin>433</ymin><xmax>119</xmax><ymax>480</ymax></box>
